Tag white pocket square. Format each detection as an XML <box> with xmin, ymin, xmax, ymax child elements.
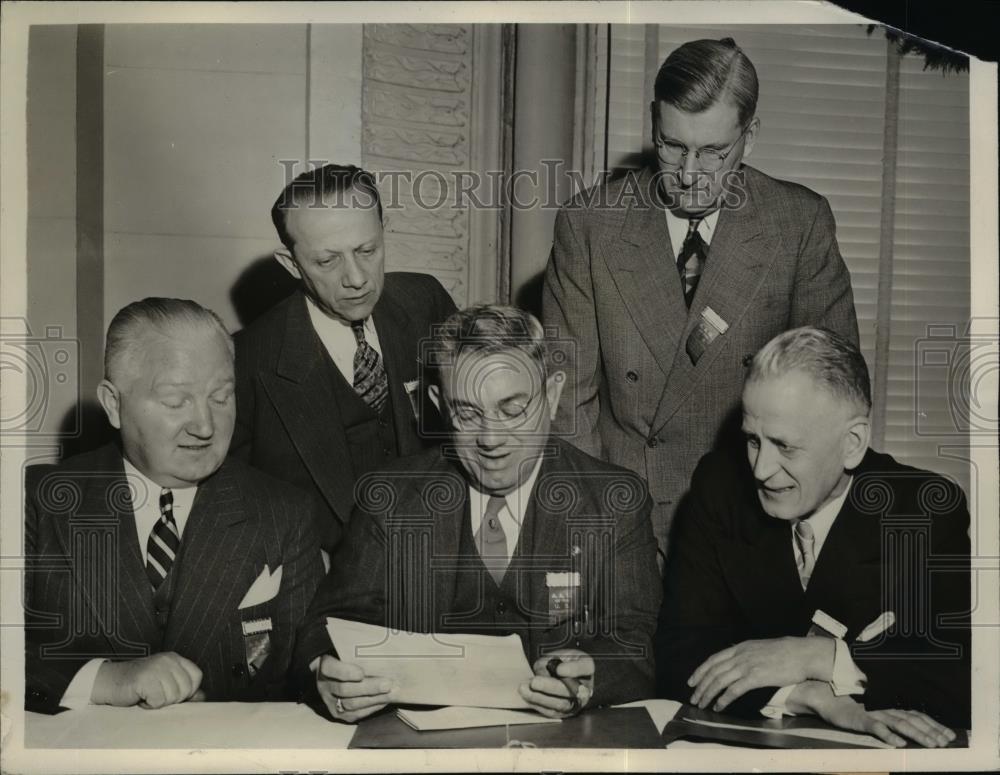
<box><xmin>857</xmin><ymin>611</ymin><xmax>895</xmax><ymax>642</ymax></box>
<box><xmin>239</xmin><ymin>564</ymin><xmax>283</xmax><ymax>610</ymax></box>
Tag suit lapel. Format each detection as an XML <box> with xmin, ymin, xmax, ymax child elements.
<box><xmin>372</xmin><ymin>288</ymin><xmax>422</xmax><ymax>456</ymax></box>
<box><xmin>260</xmin><ymin>294</ymin><xmax>355</xmax><ymax>524</ymax></box>
<box><xmin>727</xmin><ymin>500</ymin><xmax>805</xmax><ymax>621</ymax></box>
<box><xmin>51</xmin><ymin>446</ymin><xmax>162</xmax><ymax>651</ymax></box>
<box><xmin>163</xmin><ymin>462</ymin><xmax>255</xmax><ymax>658</ymax></box>
<box><xmin>604</xmin><ymin>169</ymin><xmax>688</xmax><ymax>377</ymax></box>
<box><xmin>651</xmin><ymin>169</ymin><xmax>780</xmax><ymax>432</ymax></box>
<box><xmin>430</xmin><ymin>452</ymin><xmax>467</xmax><ymax>623</ymax></box>
<box><xmin>524</xmin><ymin>447</ymin><xmax>573</xmax><ymax>625</ymax></box>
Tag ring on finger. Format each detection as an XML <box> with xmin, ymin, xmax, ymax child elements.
<box><xmin>335</xmin><ymin>697</ymin><xmax>345</xmax><ymax>715</ymax></box>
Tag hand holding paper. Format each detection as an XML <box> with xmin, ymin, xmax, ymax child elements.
<box><xmin>315</xmin><ymin>654</ymin><xmax>396</xmax><ymax>723</ymax></box>
<box><xmin>324</xmin><ymin>618</ymin><xmax>534</xmax><ymax>710</ymax></box>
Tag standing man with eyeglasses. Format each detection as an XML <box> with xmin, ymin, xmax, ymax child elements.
<box><xmin>542</xmin><ymin>37</ymin><xmax>859</xmax><ymax>566</ymax></box>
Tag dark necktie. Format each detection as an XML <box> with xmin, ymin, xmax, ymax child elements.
<box><xmin>351</xmin><ymin>320</ymin><xmax>388</xmax><ymax>414</ymax></box>
<box><xmin>676</xmin><ymin>219</ymin><xmax>708</xmax><ymax>307</ymax></box>
<box><xmin>475</xmin><ymin>495</ymin><xmax>509</xmax><ymax>585</ymax></box>
<box><xmin>146</xmin><ymin>488</ymin><xmax>181</xmax><ymax>590</ymax></box>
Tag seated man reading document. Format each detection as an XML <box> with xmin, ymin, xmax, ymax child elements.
<box><xmin>25</xmin><ymin>298</ymin><xmax>324</xmax><ymax>713</ymax></box>
<box><xmin>294</xmin><ymin>304</ymin><xmax>661</xmax><ymax>721</ymax></box>
<box><xmin>656</xmin><ymin>327</ymin><xmax>970</xmax><ymax>747</ymax></box>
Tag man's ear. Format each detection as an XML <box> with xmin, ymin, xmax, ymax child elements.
<box><xmin>742</xmin><ymin>116</ymin><xmax>761</xmax><ymax>158</ymax></box>
<box><xmin>274</xmin><ymin>247</ymin><xmax>301</xmax><ymax>280</ymax></box>
<box><xmin>843</xmin><ymin>414</ymin><xmax>871</xmax><ymax>470</ymax></box>
<box><xmin>544</xmin><ymin>370</ymin><xmax>566</xmax><ymax>421</ymax></box>
<box><xmin>427</xmin><ymin>383</ymin><xmax>441</xmax><ymax>413</ymax></box>
<box><xmin>96</xmin><ymin>380</ymin><xmax>123</xmax><ymax>430</ymax></box>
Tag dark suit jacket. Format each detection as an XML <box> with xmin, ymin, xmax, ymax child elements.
<box><xmin>231</xmin><ymin>273</ymin><xmax>457</xmax><ymax>551</ymax></box>
<box><xmin>294</xmin><ymin>438</ymin><xmax>662</xmax><ymax>709</ymax></box>
<box><xmin>656</xmin><ymin>447</ymin><xmax>971</xmax><ymax>729</ymax></box>
<box><xmin>542</xmin><ymin>165</ymin><xmax>859</xmax><ymax>556</ymax></box>
<box><xmin>24</xmin><ymin>444</ymin><xmax>325</xmax><ymax>714</ymax></box>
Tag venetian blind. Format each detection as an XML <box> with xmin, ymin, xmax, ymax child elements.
<box><xmin>599</xmin><ymin>23</ymin><xmax>970</xmax><ymax>493</ymax></box>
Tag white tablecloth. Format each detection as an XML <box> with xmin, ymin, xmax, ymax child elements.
<box><xmin>24</xmin><ymin>699</ymin><xmax>684</xmax><ymax>749</ymax></box>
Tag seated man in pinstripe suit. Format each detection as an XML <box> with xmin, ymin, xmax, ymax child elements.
<box><xmin>24</xmin><ymin>298</ymin><xmax>325</xmax><ymax>713</ymax></box>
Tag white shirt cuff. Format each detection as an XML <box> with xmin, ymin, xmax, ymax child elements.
<box><xmin>761</xmin><ymin>683</ymin><xmax>798</xmax><ymax>718</ymax></box>
<box><xmin>830</xmin><ymin>637</ymin><xmax>867</xmax><ymax>696</ymax></box>
<box><xmin>59</xmin><ymin>658</ymin><xmax>107</xmax><ymax>709</ymax></box>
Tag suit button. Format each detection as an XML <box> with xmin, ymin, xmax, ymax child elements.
<box><xmin>232</xmin><ymin>663</ymin><xmax>247</xmax><ymax>678</ymax></box>
<box><xmin>647</xmin><ymin>437</ymin><xmax>658</xmax><ymax>448</ymax></box>
<box><xmin>495</xmin><ymin>601</ymin><xmax>507</xmax><ymax>615</ymax></box>
<box><xmin>626</xmin><ymin>370</ymin><xmax>638</xmax><ymax>383</ymax></box>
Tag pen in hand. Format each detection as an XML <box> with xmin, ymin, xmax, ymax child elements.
<box><xmin>545</xmin><ymin>657</ymin><xmax>589</xmax><ymax>713</ymax></box>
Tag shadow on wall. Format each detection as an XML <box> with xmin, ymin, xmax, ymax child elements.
<box><xmin>230</xmin><ymin>254</ymin><xmax>299</xmax><ymax>331</ymax></box>
<box><xmin>59</xmin><ymin>400</ymin><xmax>115</xmax><ymax>460</ymax></box>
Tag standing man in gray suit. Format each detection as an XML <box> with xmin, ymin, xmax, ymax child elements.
<box><xmin>542</xmin><ymin>37</ymin><xmax>859</xmax><ymax>563</ymax></box>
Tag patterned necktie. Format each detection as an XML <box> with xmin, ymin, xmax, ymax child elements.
<box><xmin>475</xmin><ymin>496</ymin><xmax>509</xmax><ymax>585</ymax></box>
<box><xmin>351</xmin><ymin>320</ymin><xmax>388</xmax><ymax>414</ymax></box>
<box><xmin>146</xmin><ymin>488</ymin><xmax>181</xmax><ymax>590</ymax></box>
<box><xmin>794</xmin><ymin>519</ymin><xmax>816</xmax><ymax>590</ymax></box>
<box><xmin>676</xmin><ymin>218</ymin><xmax>708</xmax><ymax>307</ymax></box>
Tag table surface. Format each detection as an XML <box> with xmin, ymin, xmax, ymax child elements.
<box><xmin>22</xmin><ymin>699</ymin><xmax>965</xmax><ymax>750</ymax></box>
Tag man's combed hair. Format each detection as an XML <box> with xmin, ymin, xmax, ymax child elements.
<box><xmin>654</xmin><ymin>37</ymin><xmax>759</xmax><ymax>127</ymax></box>
<box><xmin>105</xmin><ymin>297</ymin><xmax>233</xmax><ymax>383</ymax></box>
<box><xmin>271</xmin><ymin>164</ymin><xmax>383</xmax><ymax>251</ymax></box>
<box><xmin>747</xmin><ymin>327</ymin><xmax>872</xmax><ymax>415</ymax></box>
<box><xmin>430</xmin><ymin>304</ymin><xmax>550</xmax><ymax>382</ymax></box>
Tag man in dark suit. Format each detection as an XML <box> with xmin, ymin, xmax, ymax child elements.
<box><xmin>293</xmin><ymin>305</ymin><xmax>661</xmax><ymax>722</ymax></box>
<box><xmin>542</xmin><ymin>38</ymin><xmax>859</xmax><ymax>562</ymax></box>
<box><xmin>657</xmin><ymin>327</ymin><xmax>969</xmax><ymax>747</ymax></box>
<box><xmin>232</xmin><ymin>164</ymin><xmax>457</xmax><ymax>552</ymax></box>
<box><xmin>25</xmin><ymin>298</ymin><xmax>324</xmax><ymax>713</ymax></box>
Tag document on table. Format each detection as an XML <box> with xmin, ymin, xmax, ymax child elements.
<box><xmin>326</xmin><ymin>617</ymin><xmax>534</xmax><ymax>709</ymax></box>
<box><xmin>681</xmin><ymin>717</ymin><xmax>894</xmax><ymax>749</ymax></box>
<box><xmin>397</xmin><ymin>707</ymin><xmax>560</xmax><ymax>731</ymax></box>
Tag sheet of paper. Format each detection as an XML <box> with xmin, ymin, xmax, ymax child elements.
<box><xmin>396</xmin><ymin>707</ymin><xmax>561</xmax><ymax>731</ymax></box>
<box><xmin>617</xmin><ymin>698</ymin><xmax>682</xmax><ymax>734</ymax></box>
<box><xmin>326</xmin><ymin>617</ymin><xmax>533</xmax><ymax>709</ymax></box>
<box><xmin>681</xmin><ymin>716</ymin><xmax>894</xmax><ymax>749</ymax></box>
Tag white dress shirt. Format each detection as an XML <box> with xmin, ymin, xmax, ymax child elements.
<box><xmin>59</xmin><ymin>460</ymin><xmax>198</xmax><ymax>709</ymax></box>
<box><xmin>467</xmin><ymin>456</ymin><xmax>544</xmax><ymax>563</ymax></box>
<box><xmin>305</xmin><ymin>295</ymin><xmax>383</xmax><ymax>384</ymax></box>
<box><xmin>665</xmin><ymin>208</ymin><xmax>720</xmax><ymax>258</ymax></box>
<box><xmin>762</xmin><ymin>477</ymin><xmax>868</xmax><ymax>718</ymax></box>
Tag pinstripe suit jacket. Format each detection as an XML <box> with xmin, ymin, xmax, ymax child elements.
<box><xmin>232</xmin><ymin>275</ymin><xmax>457</xmax><ymax>551</ymax></box>
<box><xmin>542</xmin><ymin>164</ymin><xmax>859</xmax><ymax>558</ymax></box>
<box><xmin>24</xmin><ymin>444</ymin><xmax>325</xmax><ymax>713</ymax></box>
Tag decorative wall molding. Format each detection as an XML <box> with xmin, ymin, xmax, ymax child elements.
<box><xmin>362</xmin><ymin>23</ymin><xmax>504</xmax><ymax>306</ymax></box>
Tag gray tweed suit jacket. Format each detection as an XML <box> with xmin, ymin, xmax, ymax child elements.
<box><xmin>542</xmin><ymin>164</ymin><xmax>859</xmax><ymax>558</ymax></box>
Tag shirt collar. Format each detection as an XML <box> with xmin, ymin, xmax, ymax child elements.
<box><xmin>468</xmin><ymin>454</ymin><xmax>545</xmax><ymax>526</ymax></box>
<box><xmin>665</xmin><ymin>207</ymin><xmax>720</xmax><ymax>250</ymax></box>
<box><xmin>121</xmin><ymin>456</ymin><xmax>198</xmax><ymax>533</ymax></box>
<box><xmin>796</xmin><ymin>475</ymin><xmax>853</xmax><ymax>559</ymax></box>
<box><xmin>305</xmin><ymin>294</ymin><xmax>376</xmax><ymax>340</ymax></box>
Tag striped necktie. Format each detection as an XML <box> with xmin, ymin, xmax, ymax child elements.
<box><xmin>351</xmin><ymin>320</ymin><xmax>389</xmax><ymax>414</ymax></box>
<box><xmin>146</xmin><ymin>488</ymin><xmax>181</xmax><ymax>590</ymax></box>
<box><xmin>475</xmin><ymin>495</ymin><xmax>509</xmax><ymax>585</ymax></box>
<box><xmin>676</xmin><ymin>218</ymin><xmax>708</xmax><ymax>307</ymax></box>
<box><xmin>794</xmin><ymin>519</ymin><xmax>816</xmax><ymax>590</ymax></box>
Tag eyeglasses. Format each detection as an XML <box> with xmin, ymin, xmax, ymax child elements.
<box><xmin>446</xmin><ymin>390</ymin><xmax>544</xmax><ymax>431</ymax></box>
<box><xmin>654</xmin><ymin>123</ymin><xmax>752</xmax><ymax>172</ymax></box>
